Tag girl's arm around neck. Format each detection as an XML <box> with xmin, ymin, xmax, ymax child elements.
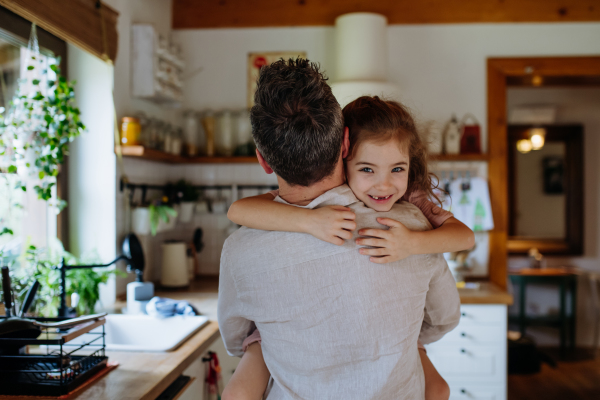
<box><xmin>227</xmin><ymin>193</ymin><xmax>357</xmax><ymax>245</ymax></box>
<box><xmin>357</xmin><ymin>217</ymin><xmax>475</xmax><ymax>263</ymax></box>
<box><xmin>407</xmin><ymin>217</ymin><xmax>475</xmax><ymax>255</ymax></box>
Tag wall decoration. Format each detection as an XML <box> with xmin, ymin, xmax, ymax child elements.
<box><xmin>543</xmin><ymin>156</ymin><xmax>564</xmax><ymax>194</ymax></box>
<box><xmin>247</xmin><ymin>52</ymin><xmax>306</xmax><ymax>107</ymax></box>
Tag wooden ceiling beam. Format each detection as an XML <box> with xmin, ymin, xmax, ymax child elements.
<box><xmin>172</xmin><ymin>0</ymin><xmax>600</xmax><ymax>29</ymax></box>
<box><xmin>0</xmin><ymin>0</ymin><xmax>119</xmax><ymax>62</ymax></box>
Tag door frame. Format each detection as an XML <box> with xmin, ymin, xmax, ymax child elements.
<box><xmin>487</xmin><ymin>56</ymin><xmax>600</xmax><ymax>289</ymax></box>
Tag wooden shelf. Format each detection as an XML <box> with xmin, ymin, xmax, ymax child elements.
<box><xmin>429</xmin><ymin>153</ymin><xmax>489</xmax><ymax>162</ymax></box>
<box><xmin>117</xmin><ymin>146</ymin><xmax>258</xmax><ymax>164</ymax></box>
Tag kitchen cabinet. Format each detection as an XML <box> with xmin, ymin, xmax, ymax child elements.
<box><xmin>426</xmin><ymin>304</ymin><xmax>507</xmax><ymax>400</ymax></box>
<box><xmin>178</xmin><ymin>335</ymin><xmax>240</xmax><ymax>399</ymax></box>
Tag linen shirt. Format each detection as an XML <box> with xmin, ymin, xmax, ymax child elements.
<box><xmin>218</xmin><ymin>184</ymin><xmax>461</xmax><ymax>400</ymax></box>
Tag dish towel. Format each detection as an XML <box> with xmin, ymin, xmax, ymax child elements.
<box><xmin>145</xmin><ymin>296</ymin><xmax>200</xmax><ymax>318</ymax></box>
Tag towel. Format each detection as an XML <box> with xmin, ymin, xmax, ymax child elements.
<box><xmin>145</xmin><ymin>297</ymin><xmax>200</xmax><ymax>318</ymax></box>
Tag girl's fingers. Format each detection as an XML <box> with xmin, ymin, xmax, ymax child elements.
<box><xmin>370</xmin><ymin>256</ymin><xmax>392</xmax><ymax>264</ymax></box>
<box><xmin>343</xmin><ymin>211</ymin><xmax>357</xmax><ymax>220</ymax></box>
<box><xmin>358</xmin><ymin>228</ymin><xmax>389</xmax><ymax>239</ymax></box>
<box><xmin>376</xmin><ymin>217</ymin><xmax>402</xmax><ymax>227</ymax></box>
<box><xmin>337</xmin><ymin>230</ymin><xmax>353</xmax><ymax>240</ymax></box>
<box><xmin>356</xmin><ymin>237</ymin><xmax>386</xmax><ymax>247</ymax></box>
<box><xmin>342</xmin><ymin>221</ymin><xmax>357</xmax><ymax>231</ymax></box>
<box><xmin>359</xmin><ymin>247</ymin><xmax>388</xmax><ymax>256</ymax></box>
<box><xmin>328</xmin><ymin>236</ymin><xmax>344</xmax><ymax>246</ymax></box>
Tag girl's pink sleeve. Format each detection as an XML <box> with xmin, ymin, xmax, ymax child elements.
<box><xmin>407</xmin><ymin>190</ymin><xmax>453</xmax><ymax>228</ymax></box>
<box><xmin>242</xmin><ymin>328</ymin><xmax>262</xmax><ymax>352</ymax></box>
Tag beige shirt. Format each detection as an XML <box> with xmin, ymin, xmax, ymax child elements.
<box><xmin>218</xmin><ymin>184</ymin><xmax>461</xmax><ymax>400</ymax></box>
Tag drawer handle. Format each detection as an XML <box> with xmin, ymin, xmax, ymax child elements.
<box><xmin>461</xmin><ymin>312</ymin><xmax>467</xmax><ymax>317</ymax></box>
<box><xmin>460</xmin><ymin>348</ymin><xmax>466</xmax><ymax>354</ymax></box>
<box><xmin>461</xmin><ymin>332</ymin><xmax>467</xmax><ymax>337</ymax></box>
<box><xmin>460</xmin><ymin>388</ymin><xmax>467</xmax><ymax>394</ymax></box>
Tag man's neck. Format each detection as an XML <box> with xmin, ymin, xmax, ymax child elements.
<box><xmin>277</xmin><ymin>163</ymin><xmax>345</xmax><ymax>206</ymax></box>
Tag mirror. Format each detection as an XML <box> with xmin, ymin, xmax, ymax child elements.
<box><xmin>508</xmin><ymin>124</ymin><xmax>583</xmax><ymax>255</ymax></box>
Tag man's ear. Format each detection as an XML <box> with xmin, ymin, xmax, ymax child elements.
<box><xmin>256</xmin><ymin>149</ymin><xmax>273</xmax><ymax>174</ymax></box>
<box><xmin>341</xmin><ymin>127</ymin><xmax>350</xmax><ymax>159</ymax></box>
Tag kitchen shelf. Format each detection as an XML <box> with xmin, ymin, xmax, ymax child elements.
<box><xmin>117</xmin><ymin>145</ymin><xmax>258</xmax><ymax>164</ymax></box>
<box><xmin>429</xmin><ymin>153</ymin><xmax>488</xmax><ymax>162</ymax></box>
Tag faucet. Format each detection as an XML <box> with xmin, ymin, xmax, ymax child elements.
<box><xmin>54</xmin><ymin>234</ymin><xmax>145</xmax><ymax>317</ymax></box>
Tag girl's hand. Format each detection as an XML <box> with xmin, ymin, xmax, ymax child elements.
<box><xmin>306</xmin><ymin>205</ymin><xmax>357</xmax><ymax>246</ymax></box>
<box><xmin>356</xmin><ymin>217</ymin><xmax>416</xmax><ymax>263</ymax></box>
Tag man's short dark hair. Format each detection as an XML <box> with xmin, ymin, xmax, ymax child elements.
<box><xmin>250</xmin><ymin>58</ymin><xmax>344</xmax><ymax>187</ymax></box>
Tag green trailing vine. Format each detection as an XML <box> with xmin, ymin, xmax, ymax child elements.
<box><xmin>0</xmin><ymin>56</ymin><xmax>85</xmax><ymax>209</ymax></box>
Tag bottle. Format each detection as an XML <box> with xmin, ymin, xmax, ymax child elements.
<box><xmin>196</xmin><ymin>111</ymin><xmax>207</xmax><ymax>156</ymax></box>
<box><xmin>444</xmin><ymin>114</ymin><xmax>461</xmax><ymax>155</ymax></box>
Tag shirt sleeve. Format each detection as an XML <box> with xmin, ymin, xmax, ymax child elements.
<box><xmin>217</xmin><ymin>244</ymin><xmax>255</xmax><ymax>357</ymax></box>
<box><xmin>419</xmin><ymin>253</ymin><xmax>461</xmax><ymax>344</ymax></box>
<box><xmin>407</xmin><ymin>190</ymin><xmax>453</xmax><ymax>228</ymax></box>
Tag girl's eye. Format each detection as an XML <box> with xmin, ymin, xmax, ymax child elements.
<box><xmin>360</xmin><ymin>167</ymin><xmax>373</xmax><ymax>173</ymax></box>
<box><xmin>392</xmin><ymin>167</ymin><xmax>405</xmax><ymax>173</ymax></box>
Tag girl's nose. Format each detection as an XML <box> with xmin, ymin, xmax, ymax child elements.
<box><xmin>374</xmin><ymin>176</ymin><xmax>393</xmax><ymax>190</ymax></box>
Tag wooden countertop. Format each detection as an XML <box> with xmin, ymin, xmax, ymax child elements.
<box><xmin>458</xmin><ymin>281</ymin><xmax>513</xmax><ymax>305</ymax></box>
<box><xmin>0</xmin><ymin>277</ymin><xmax>511</xmax><ymax>399</ymax></box>
<box><xmin>0</xmin><ymin>321</ymin><xmax>221</xmax><ymax>400</ymax></box>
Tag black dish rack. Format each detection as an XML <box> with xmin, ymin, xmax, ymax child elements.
<box><xmin>0</xmin><ymin>316</ymin><xmax>108</xmax><ymax>396</ymax></box>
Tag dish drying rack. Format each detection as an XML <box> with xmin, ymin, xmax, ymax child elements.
<box><xmin>0</xmin><ymin>315</ymin><xmax>107</xmax><ymax>396</ymax></box>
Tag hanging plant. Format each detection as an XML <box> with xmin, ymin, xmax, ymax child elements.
<box><xmin>0</xmin><ymin>24</ymin><xmax>85</xmax><ymax>211</ymax></box>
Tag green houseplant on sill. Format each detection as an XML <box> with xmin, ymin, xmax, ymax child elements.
<box><xmin>2</xmin><ymin>238</ymin><xmax>124</xmax><ymax>317</ymax></box>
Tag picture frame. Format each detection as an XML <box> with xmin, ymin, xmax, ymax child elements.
<box><xmin>247</xmin><ymin>52</ymin><xmax>307</xmax><ymax>107</ymax></box>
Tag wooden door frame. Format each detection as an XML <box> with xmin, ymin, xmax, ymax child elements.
<box><xmin>487</xmin><ymin>56</ymin><xmax>600</xmax><ymax>290</ymax></box>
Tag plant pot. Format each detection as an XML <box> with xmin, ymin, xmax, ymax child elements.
<box><xmin>157</xmin><ymin>204</ymin><xmax>179</xmax><ymax>232</ymax></box>
<box><xmin>178</xmin><ymin>202</ymin><xmax>195</xmax><ymax>223</ymax></box>
<box><xmin>132</xmin><ymin>207</ymin><xmax>151</xmax><ymax>235</ymax></box>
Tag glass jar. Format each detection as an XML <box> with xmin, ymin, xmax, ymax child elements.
<box><xmin>196</xmin><ymin>111</ymin><xmax>207</xmax><ymax>156</ymax></box>
<box><xmin>215</xmin><ymin>110</ymin><xmax>235</xmax><ymax>157</ymax></box>
<box><xmin>120</xmin><ymin>117</ymin><xmax>141</xmax><ymax>146</ymax></box>
<box><xmin>182</xmin><ymin>110</ymin><xmax>198</xmax><ymax>157</ymax></box>
<box><xmin>234</xmin><ymin>109</ymin><xmax>252</xmax><ymax>156</ymax></box>
<box><xmin>201</xmin><ymin>111</ymin><xmax>216</xmax><ymax>157</ymax></box>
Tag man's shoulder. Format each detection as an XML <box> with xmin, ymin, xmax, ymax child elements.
<box><xmin>352</xmin><ymin>201</ymin><xmax>432</xmax><ymax>232</ymax></box>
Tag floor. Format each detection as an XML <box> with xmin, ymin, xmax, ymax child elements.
<box><xmin>508</xmin><ymin>348</ymin><xmax>600</xmax><ymax>400</ymax></box>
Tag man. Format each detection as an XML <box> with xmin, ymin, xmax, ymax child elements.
<box><xmin>218</xmin><ymin>58</ymin><xmax>460</xmax><ymax>399</ymax></box>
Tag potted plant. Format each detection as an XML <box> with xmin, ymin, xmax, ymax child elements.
<box><xmin>171</xmin><ymin>179</ymin><xmax>199</xmax><ymax>223</ymax></box>
<box><xmin>0</xmin><ymin>47</ymin><xmax>84</xmax><ymax>211</ymax></box>
<box><xmin>3</xmin><ymin>238</ymin><xmax>124</xmax><ymax>317</ymax></box>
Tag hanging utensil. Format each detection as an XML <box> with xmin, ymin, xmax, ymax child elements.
<box><xmin>0</xmin><ymin>268</ymin><xmax>41</xmax><ymax>340</ymax></box>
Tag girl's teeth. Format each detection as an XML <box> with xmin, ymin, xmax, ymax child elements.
<box><xmin>371</xmin><ymin>195</ymin><xmax>390</xmax><ymax>200</ymax></box>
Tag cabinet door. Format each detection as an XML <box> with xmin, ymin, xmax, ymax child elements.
<box><xmin>449</xmin><ymin>384</ymin><xmax>506</xmax><ymax>400</ymax></box>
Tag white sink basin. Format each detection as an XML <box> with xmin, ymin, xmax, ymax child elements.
<box><xmin>90</xmin><ymin>314</ymin><xmax>209</xmax><ymax>352</ymax></box>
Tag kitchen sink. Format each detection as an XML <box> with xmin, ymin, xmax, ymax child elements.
<box><xmin>79</xmin><ymin>314</ymin><xmax>209</xmax><ymax>352</ymax></box>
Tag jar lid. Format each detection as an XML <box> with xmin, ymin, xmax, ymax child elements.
<box><xmin>122</xmin><ymin>117</ymin><xmax>140</xmax><ymax>123</ymax></box>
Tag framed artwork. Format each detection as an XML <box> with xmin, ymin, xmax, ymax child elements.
<box><xmin>543</xmin><ymin>156</ymin><xmax>564</xmax><ymax>194</ymax></box>
<box><xmin>247</xmin><ymin>52</ymin><xmax>306</xmax><ymax>108</ymax></box>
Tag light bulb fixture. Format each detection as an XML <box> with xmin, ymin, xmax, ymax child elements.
<box><xmin>516</xmin><ymin>139</ymin><xmax>533</xmax><ymax>154</ymax></box>
<box><xmin>529</xmin><ymin>127</ymin><xmax>546</xmax><ymax>150</ymax></box>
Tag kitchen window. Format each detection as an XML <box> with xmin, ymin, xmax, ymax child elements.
<box><xmin>0</xmin><ymin>6</ymin><xmax>67</xmax><ymax>254</ymax></box>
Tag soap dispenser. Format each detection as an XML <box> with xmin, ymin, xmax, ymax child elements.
<box><xmin>126</xmin><ymin>270</ymin><xmax>154</xmax><ymax>315</ymax></box>
<box><xmin>122</xmin><ymin>233</ymin><xmax>154</xmax><ymax>314</ymax></box>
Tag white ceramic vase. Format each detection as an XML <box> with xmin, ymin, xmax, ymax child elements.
<box><xmin>178</xmin><ymin>202</ymin><xmax>195</xmax><ymax>223</ymax></box>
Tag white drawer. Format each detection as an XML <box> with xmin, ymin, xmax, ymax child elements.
<box><xmin>436</xmin><ymin>325</ymin><xmax>505</xmax><ymax>345</ymax></box>
<box><xmin>425</xmin><ymin>345</ymin><xmax>505</xmax><ymax>383</ymax></box>
<box><xmin>459</xmin><ymin>305</ymin><xmax>506</xmax><ymax>326</ymax></box>
<box><xmin>449</xmin><ymin>384</ymin><xmax>506</xmax><ymax>400</ymax></box>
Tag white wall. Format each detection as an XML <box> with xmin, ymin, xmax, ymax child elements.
<box><xmin>507</xmin><ymin>87</ymin><xmax>600</xmax><ymax>347</ymax></box>
<box><xmin>67</xmin><ymin>43</ymin><xmax>117</xmax><ymax>306</ymax></box>
<box><xmin>104</xmin><ymin>0</ymin><xmax>185</xmax><ymax>294</ymax></box>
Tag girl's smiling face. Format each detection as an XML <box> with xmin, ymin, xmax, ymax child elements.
<box><xmin>346</xmin><ymin>139</ymin><xmax>410</xmax><ymax>212</ymax></box>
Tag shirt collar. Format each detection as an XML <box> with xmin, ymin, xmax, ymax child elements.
<box><xmin>274</xmin><ymin>184</ymin><xmax>358</xmax><ymax>209</ymax></box>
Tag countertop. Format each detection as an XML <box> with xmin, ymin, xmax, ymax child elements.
<box><xmin>0</xmin><ymin>277</ymin><xmax>511</xmax><ymax>400</ymax></box>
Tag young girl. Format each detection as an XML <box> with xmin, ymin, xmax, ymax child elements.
<box><xmin>222</xmin><ymin>96</ymin><xmax>474</xmax><ymax>400</ymax></box>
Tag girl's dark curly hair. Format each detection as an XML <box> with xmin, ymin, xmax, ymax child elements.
<box><xmin>343</xmin><ymin>96</ymin><xmax>442</xmax><ymax>206</ymax></box>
